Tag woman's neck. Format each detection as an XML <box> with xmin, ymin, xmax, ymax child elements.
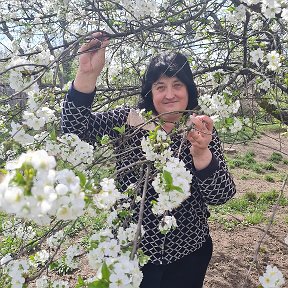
<box><xmin>162</xmin><ymin>121</ymin><xmax>175</xmax><ymax>133</ymax></box>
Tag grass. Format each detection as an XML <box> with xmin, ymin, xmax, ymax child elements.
<box><xmin>257</xmin><ymin>123</ymin><xmax>287</xmax><ymax>134</ymax></box>
<box><xmin>219</xmin><ymin>121</ymin><xmax>286</xmax><ymax>145</ymax></box>
<box><xmin>208</xmin><ymin>190</ymin><xmax>288</xmax><ymax>230</ymax></box>
<box><xmin>226</xmin><ymin>150</ymin><xmax>287</xmax><ymax>178</ymax></box>
<box><xmin>263</xmin><ymin>174</ymin><xmax>275</xmax><ymax>182</ymax></box>
<box><xmin>269</xmin><ymin>152</ymin><xmax>283</xmax><ymax>163</ymax></box>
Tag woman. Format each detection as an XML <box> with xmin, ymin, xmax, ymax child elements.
<box><xmin>61</xmin><ymin>32</ymin><xmax>236</xmax><ymax>287</ymax></box>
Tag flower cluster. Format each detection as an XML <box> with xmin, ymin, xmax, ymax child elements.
<box><xmin>199</xmin><ymin>92</ymin><xmax>240</xmax><ymax>120</ymax></box>
<box><xmin>0</xmin><ymin>150</ymin><xmax>85</xmax><ymax>225</ymax></box>
<box><xmin>152</xmin><ymin>157</ymin><xmax>192</xmax><ymax>215</ymax></box>
<box><xmin>199</xmin><ymin>92</ymin><xmax>242</xmax><ymax>133</ymax></box>
<box><xmin>47</xmin><ymin>230</ymin><xmax>65</xmax><ymax>248</ymax></box>
<box><xmin>159</xmin><ymin>215</ymin><xmax>178</xmax><ymax>234</ymax></box>
<box><xmin>141</xmin><ymin>129</ymin><xmax>172</xmax><ymax>163</ymax></box>
<box><xmin>266</xmin><ymin>50</ymin><xmax>281</xmax><ymax>71</ymax></box>
<box><xmin>259</xmin><ymin>265</ymin><xmax>285</xmax><ymax>288</ymax></box>
<box><xmin>141</xmin><ymin>129</ymin><xmax>192</xmax><ymax>217</ymax></box>
<box><xmin>4</xmin><ymin>259</ymin><xmax>30</xmax><ymax>287</ymax></box>
<box><xmin>36</xmin><ymin>277</ymin><xmax>69</xmax><ymax>288</ymax></box>
<box><xmin>2</xmin><ymin>219</ymin><xmax>36</xmax><ymax>241</ymax></box>
<box><xmin>240</xmin><ymin>0</ymin><xmax>286</xmax><ymax>19</ymax></box>
<box><xmin>220</xmin><ymin>117</ymin><xmax>251</xmax><ymax>134</ymax></box>
<box><xmin>45</xmin><ymin>133</ymin><xmax>94</xmax><ymax>171</ymax></box>
<box><xmin>93</xmin><ymin>178</ymin><xmax>124</xmax><ymax>210</ymax></box>
<box><xmin>30</xmin><ymin>250</ymin><xmax>50</xmax><ymax>267</ymax></box>
<box><xmin>250</xmin><ymin>48</ymin><xmax>264</xmax><ymax>65</ymax></box>
<box><xmin>65</xmin><ymin>244</ymin><xmax>83</xmax><ymax>269</ymax></box>
<box><xmin>87</xmin><ymin>227</ymin><xmax>144</xmax><ymax>287</ymax></box>
<box><xmin>7</xmin><ymin>57</ymin><xmax>40</xmax><ymax>93</ymax></box>
<box><xmin>23</xmin><ymin>106</ymin><xmax>56</xmax><ymax>131</ymax></box>
<box><xmin>117</xmin><ymin>223</ymin><xmax>145</xmax><ymax>245</ymax></box>
<box><xmin>10</xmin><ymin>121</ymin><xmax>35</xmax><ymax>145</ymax></box>
<box><xmin>115</xmin><ymin>0</ymin><xmax>158</xmax><ymax>19</ymax></box>
<box><xmin>52</xmin><ymin>244</ymin><xmax>83</xmax><ymax>271</ymax></box>
<box><xmin>257</xmin><ymin>78</ymin><xmax>271</xmax><ymax>91</ymax></box>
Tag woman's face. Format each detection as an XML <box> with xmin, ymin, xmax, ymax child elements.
<box><xmin>151</xmin><ymin>76</ymin><xmax>189</xmax><ymax>122</ymax></box>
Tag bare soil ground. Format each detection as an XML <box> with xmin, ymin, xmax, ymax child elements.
<box><xmin>205</xmin><ymin>132</ymin><xmax>288</xmax><ymax>288</ymax></box>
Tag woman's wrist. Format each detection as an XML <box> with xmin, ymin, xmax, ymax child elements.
<box><xmin>191</xmin><ymin>148</ymin><xmax>212</xmax><ymax>171</ymax></box>
<box><xmin>74</xmin><ymin>71</ymin><xmax>99</xmax><ymax>94</ymax></box>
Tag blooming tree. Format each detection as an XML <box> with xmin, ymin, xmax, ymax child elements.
<box><xmin>0</xmin><ymin>0</ymin><xmax>287</xmax><ymax>287</ymax></box>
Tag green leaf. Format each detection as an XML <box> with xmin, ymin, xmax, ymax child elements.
<box><xmin>76</xmin><ymin>171</ymin><xmax>86</xmax><ymax>188</ymax></box>
<box><xmin>100</xmin><ymin>135</ymin><xmax>110</xmax><ymax>145</ymax></box>
<box><xmin>13</xmin><ymin>171</ymin><xmax>26</xmax><ymax>185</ymax></box>
<box><xmin>49</xmin><ymin>261</ymin><xmax>59</xmax><ymax>271</ymax></box>
<box><xmin>170</xmin><ymin>185</ymin><xmax>183</xmax><ymax>193</ymax></box>
<box><xmin>75</xmin><ymin>276</ymin><xmax>85</xmax><ymax>288</ymax></box>
<box><xmin>118</xmin><ymin>210</ymin><xmax>131</xmax><ymax>219</ymax></box>
<box><xmin>113</xmin><ymin>125</ymin><xmax>126</xmax><ymax>134</ymax></box>
<box><xmin>0</xmin><ymin>169</ymin><xmax>7</xmax><ymax>175</ymax></box>
<box><xmin>151</xmin><ymin>199</ymin><xmax>157</xmax><ymax>206</ymax></box>
<box><xmin>163</xmin><ymin>170</ymin><xmax>173</xmax><ymax>188</ymax></box>
<box><xmin>225</xmin><ymin>117</ymin><xmax>234</xmax><ymax>125</ymax></box>
<box><xmin>88</xmin><ymin>279</ymin><xmax>109</xmax><ymax>288</ymax></box>
<box><xmin>101</xmin><ymin>261</ymin><xmax>110</xmax><ymax>281</ymax></box>
<box><xmin>284</xmin><ymin>73</ymin><xmax>288</xmax><ymax>86</ymax></box>
<box><xmin>50</xmin><ymin>126</ymin><xmax>57</xmax><ymax>141</ymax></box>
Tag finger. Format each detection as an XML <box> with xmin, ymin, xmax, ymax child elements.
<box><xmin>197</xmin><ymin>115</ymin><xmax>213</xmax><ymax>132</ymax></box>
<box><xmin>85</xmin><ymin>31</ymin><xmax>109</xmax><ymax>42</ymax></box>
<box><xmin>187</xmin><ymin>130</ymin><xmax>201</xmax><ymax>143</ymax></box>
<box><xmin>80</xmin><ymin>32</ymin><xmax>110</xmax><ymax>52</ymax></box>
<box><xmin>187</xmin><ymin>115</ymin><xmax>204</xmax><ymax>132</ymax></box>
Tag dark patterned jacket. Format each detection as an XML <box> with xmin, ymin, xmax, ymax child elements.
<box><xmin>61</xmin><ymin>85</ymin><xmax>236</xmax><ymax>265</ymax></box>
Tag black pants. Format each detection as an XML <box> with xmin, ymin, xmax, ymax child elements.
<box><xmin>140</xmin><ymin>236</ymin><xmax>213</xmax><ymax>288</ymax></box>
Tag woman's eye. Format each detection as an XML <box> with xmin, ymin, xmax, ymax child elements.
<box><xmin>174</xmin><ymin>83</ymin><xmax>183</xmax><ymax>88</ymax></box>
<box><xmin>157</xmin><ymin>86</ymin><xmax>165</xmax><ymax>91</ymax></box>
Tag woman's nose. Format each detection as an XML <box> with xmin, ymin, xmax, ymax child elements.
<box><xmin>165</xmin><ymin>87</ymin><xmax>174</xmax><ymax>99</ymax></box>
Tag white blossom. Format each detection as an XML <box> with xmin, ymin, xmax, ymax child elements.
<box><xmin>36</xmin><ymin>276</ymin><xmax>49</xmax><ymax>288</ymax></box>
<box><xmin>250</xmin><ymin>48</ymin><xmax>264</xmax><ymax>65</ymax></box>
<box><xmin>266</xmin><ymin>50</ymin><xmax>281</xmax><ymax>71</ymax></box>
<box><xmin>258</xmin><ymin>78</ymin><xmax>271</xmax><ymax>91</ymax></box>
<box><xmin>152</xmin><ymin>157</ymin><xmax>192</xmax><ymax>215</ymax></box>
<box><xmin>1</xmin><ymin>254</ymin><xmax>12</xmax><ymax>265</ymax></box>
<box><xmin>52</xmin><ymin>279</ymin><xmax>69</xmax><ymax>288</ymax></box>
<box><xmin>281</xmin><ymin>8</ymin><xmax>288</xmax><ymax>21</ymax></box>
<box><xmin>259</xmin><ymin>265</ymin><xmax>285</xmax><ymax>288</ymax></box>
<box><xmin>10</xmin><ymin>121</ymin><xmax>34</xmax><ymax>145</ymax></box>
<box><xmin>159</xmin><ymin>215</ymin><xmax>178</xmax><ymax>234</ymax></box>
<box><xmin>117</xmin><ymin>223</ymin><xmax>145</xmax><ymax>245</ymax></box>
<box><xmin>47</xmin><ymin>230</ymin><xmax>65</xmax><ymax>248</ymax></box>
<box><xmin>93</xmin><ymin>178</ymin><xmax>123</xmax><ymax>210</ymax></box>
<box><xmin>31</xmin><ymin>250</ymin><xmax>50</xmax><ymax>267</ymax></box>
<box><xmin>1</xmin><ymin>150</ymin><xmax>85</xmax><ymax>224</ymax></box>
<box><xmin>65</xmin><ymin>244</ymin><xmax>83</xmax><ymax>269</ymax></box>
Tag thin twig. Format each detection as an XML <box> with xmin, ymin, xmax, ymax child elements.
<box><xmin>130</xmin><ymin>163</ymin><xmax>151</xmax><ymax>260</ymax></box>
<box><xmin>242</xmin><ymin>174</ymin><xmax>288</xmax><ymax>287</ymax></box>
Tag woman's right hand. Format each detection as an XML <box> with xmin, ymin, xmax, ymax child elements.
<box><xmin>74</xmin><ymin>31</ymin><xmax>110</xmax><ymax>93</ymax></box>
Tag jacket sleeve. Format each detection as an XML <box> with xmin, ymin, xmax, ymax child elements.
<box><xmin>61</xmin><ymin>83</ymin><xmax>130</xmax><ymax>144</ymax></box>
<box><xmin>193</xmin><ymin>129</ymin><xmax>236</xmax><ymax>205</ymax></box>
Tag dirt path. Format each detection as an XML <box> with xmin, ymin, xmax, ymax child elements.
<box><xmin>205</xmin><ymin>132</ymin><xmax>288</xmax><ymax>287</ymax></box>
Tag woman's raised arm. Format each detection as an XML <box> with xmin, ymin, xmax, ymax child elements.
<box><xmin>74</xmin><ymin>32</ymin><xmax>110</xmax><ymax>93</ymax></box>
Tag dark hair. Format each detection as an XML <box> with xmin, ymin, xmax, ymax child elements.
<box><xmin>138</xmin><ymin>52</ymin><xmax>198</xmax><ymax>114</ymax></box>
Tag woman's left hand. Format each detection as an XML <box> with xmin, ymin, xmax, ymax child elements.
<box><xmin>186</xmin><ymin>114</ymin><xmax>213</xmax><ymax>170</ymax></box>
